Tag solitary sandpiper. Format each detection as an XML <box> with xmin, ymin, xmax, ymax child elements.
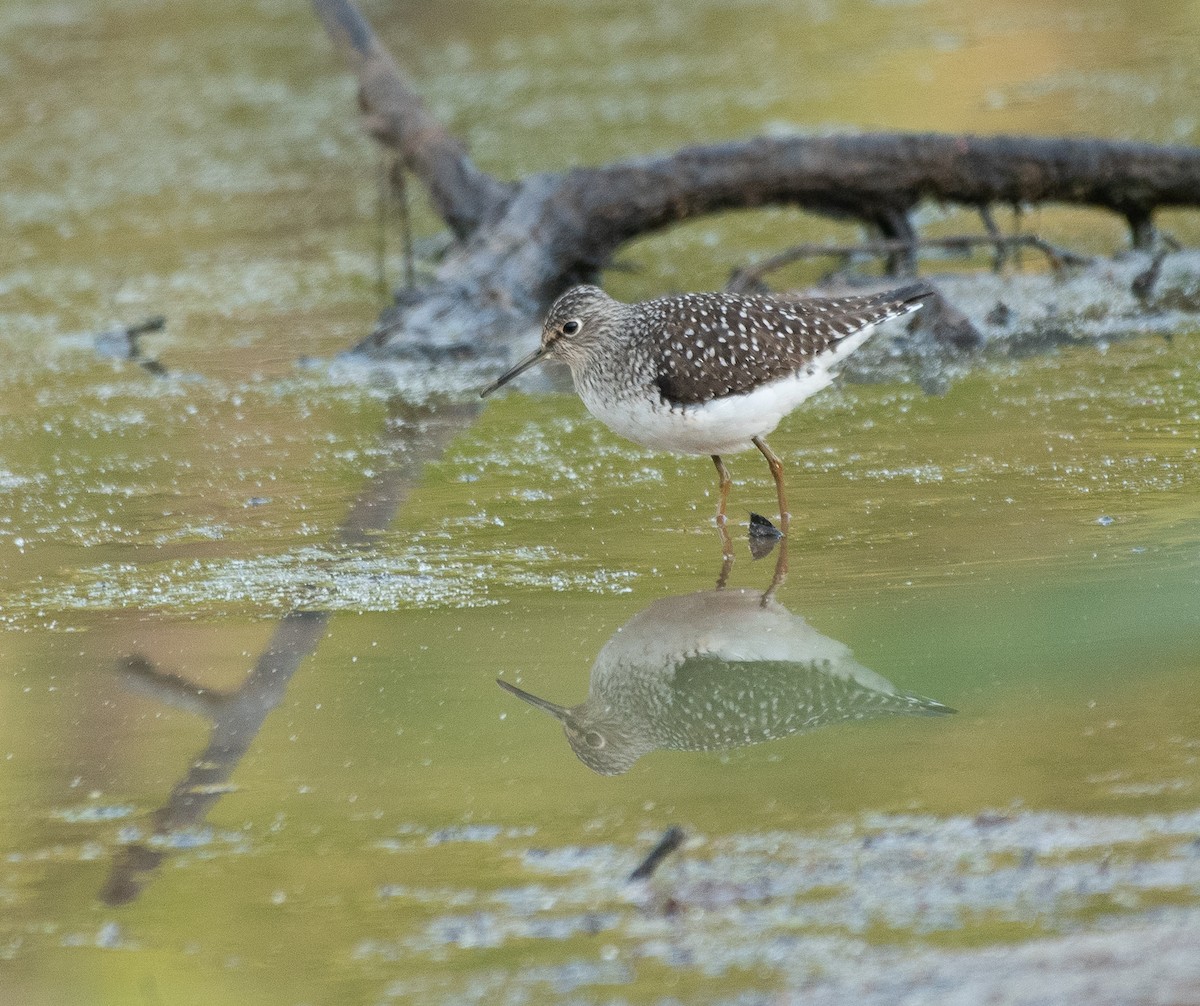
<box><xmin>480</xmin><ymin>282</ymin><xmax>931</xmax><ymax>535</ymax></box>
<box><xmin>496</xmin><ymin>554</ymin><xmax>952</xmax><ymax>775</ymax></box>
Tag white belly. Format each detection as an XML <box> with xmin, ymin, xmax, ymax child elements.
<box><xmin>577</xmin><ymin>322</ymin><xmax>878</xmax><ymax>456</ymax></box>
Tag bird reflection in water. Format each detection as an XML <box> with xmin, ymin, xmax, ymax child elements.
<box><xmin>498</xmin><ymin>541</ymin><xmax>954</xmax><ymax>775</ymax></box>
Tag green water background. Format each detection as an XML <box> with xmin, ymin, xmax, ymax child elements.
<box><xmin>1</xmin><ymin>0</ymin><xmax>1198</xmax><ymax>1002</ymax></box>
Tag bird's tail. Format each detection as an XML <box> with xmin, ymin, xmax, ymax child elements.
<box><xmin>897</xmin><ymin>690</ymin><xmax>957</xmax><ymax>715</ymax></box>
<box><xmin>866</xmin><ymin>281</ymin><xmax>936</xmax><ymax>316</ymax></box>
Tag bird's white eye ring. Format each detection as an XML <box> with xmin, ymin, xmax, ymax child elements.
<box><xmin>561</xmin><ymin>319</ymin><xmax>581</xmax><ymax>336</ymax></box>
<box><xmin>584</xmin><ymin>730</ymin><xmax>605</xmax><ymax>749</ymax></box>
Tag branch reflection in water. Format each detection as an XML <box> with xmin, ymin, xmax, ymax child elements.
<box><xmin>498</xmin><ymin>543</ymin><xmax>955</xmax><ymax>776</ymax></box>
<box><xmin>100</xmin><ymin>395</ymin><xmax>482</xmax><ymax>906</ymax></box>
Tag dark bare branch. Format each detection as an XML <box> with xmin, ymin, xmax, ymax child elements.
<box><xmin>310</xmin><ymin>0</ymin><xmax>1200</xmax><ymax>362</ymax></box>
<box><xmin>312</xmin><ymin>0</ymin><xmax>512</xmax><ymax>238</ymax></box>
<box><xmin>564</xmin><ymin>134</ymin><xmax>1200</xmax><ymax>268</ymax></box>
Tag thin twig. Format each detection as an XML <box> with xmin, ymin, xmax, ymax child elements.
<box><xmin>1131</xmin><ymin>235</ymin><xmax>1181</xmax><ymax>302</ymax></box>
<box><xmin>727</xmin><ymin>234</ymin><xmax>1092</xmax><ymax>293</ymax></box>
<box><xmin>91</xmin><ymin>316</ymin><xmax>169</xmax><ymax>376</ymax></box>
<box><xmin>376</xmin><ymin>154</ymin><xmax>390</xmax><ymax>300</ymax></box>
<box><xmin>374</xmin><ymin>155</ymin><xmax>418</xmax><ymax>299</ymax></box>
<box><xmin>124</xmin><ymin>316</ymin><xmax>166</xmax><ymax>338</ymax></box>
<box><xmin>391</xmin><ymin>158</ymin><xmax>417</xmax><ymax>291</ymax></box>
<box><xmin>977</xmin><ymin>205</ymin><xmax>1006</xmax><ymax>271</ymax></box>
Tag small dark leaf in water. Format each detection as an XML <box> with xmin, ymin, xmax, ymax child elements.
<box><xmin>748</xmin><ymin>512</ymin><xmax>781</xmax><ymax>538</ymax></box>
<box><xmin>747</xmin><ymin>512</ymin><xmax>782</xmax><ymax>560</ymax></box>
<box><xmin>748</xmin><ymin>536</ymin><xmax>779</xmax><ymax>561</ymax></box>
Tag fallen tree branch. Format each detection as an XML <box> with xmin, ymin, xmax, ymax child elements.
<box><xmin>311</xmin><ymin>0</ymin><xmax>1200</xmax><ymax>362</ymax></box>
<box><xmin>565</xmin><ymin>134</ymin><xmax>1200</xmax><ymax>264</ymax></box>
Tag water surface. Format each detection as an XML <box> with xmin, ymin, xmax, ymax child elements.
<box><xmin>1</xmin><ymin>0</ymin><xmax>1198</xmax><ymax>1003</ymax></box>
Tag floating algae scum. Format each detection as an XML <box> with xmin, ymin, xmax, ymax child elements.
<box><xmin>1</xmin><ymin>0</ymin><xmax>1199</xmax><ymax>1003</ymax></box>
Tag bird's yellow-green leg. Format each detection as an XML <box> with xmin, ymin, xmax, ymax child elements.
<box><xmin>711</xmin><ymin>453</ymin><xmax>735</xmax><ymax>558</ymax></box>
<box><xmin>763</xmin><ymin>535</ymin><xmax>789</xmax><ymax>601</ymax></box>
<box><xmin>752</xmin><ymin>436</ymin><xmax>790</xmax><ymax>535</ymax></box>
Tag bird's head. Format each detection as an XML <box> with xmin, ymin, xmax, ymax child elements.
<box><xmin>480</xmin><ymin>285</ymin><xmax>623</xmax><ymax>396</ymax></box>
<box><xmin>496</xmin><ymin>677</ymin><xmax>647</xmax><ymax>776</ymax></box>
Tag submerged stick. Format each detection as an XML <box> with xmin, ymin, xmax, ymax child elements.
<box><xmin>629</xmin><ymin>826</ymin><xmax>686</xmax><ymax>881</ymax></box>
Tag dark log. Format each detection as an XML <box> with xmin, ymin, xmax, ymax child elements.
<box><xmin>312</xmin><ymin>0</ymin><xmax>1200</xmax><ymax>363</ymax></box>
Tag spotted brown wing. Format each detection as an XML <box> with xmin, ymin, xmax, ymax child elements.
<box><xmin>649</xmin><ymin>284</ymin><xmax>931</xmax><ymax>406</ymax></box>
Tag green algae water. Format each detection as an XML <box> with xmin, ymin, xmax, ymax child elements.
<box><xmin>1</xmin><ymin>0</ymin><xmax>1198</xmax><ymax>1003</ymax></box>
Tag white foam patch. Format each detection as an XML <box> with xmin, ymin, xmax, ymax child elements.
<box><xmin>350</xmin><ymin>808</ymin><xmax>1200</xmax><ymax>1005</ymax></box>
<box><xmin>2</xmin><ymin>543</ymin><xmax>637</xmax><ymax>627</ymax></box>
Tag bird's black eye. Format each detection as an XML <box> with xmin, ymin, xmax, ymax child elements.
<box><xmin>561</xmin><ymin>319</ymin><xmax>581</xmax><ymax>337</ymax></box>
<box><xmin>584</xmin><ymin>730</ymin><xmax>605</xmax><ymax>749</ymax></box>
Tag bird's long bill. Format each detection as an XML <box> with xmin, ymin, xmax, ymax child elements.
<box><xmin>496</xmin><ymin>677</ymin><xmax>570</xmax><ymax>720</ymax></box>
<box><xmin>479</xmin><ymin>346</ymin><xmax>547</xmax><ymax>398</ymax></box>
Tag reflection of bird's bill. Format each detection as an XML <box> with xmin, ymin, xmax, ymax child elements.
<box><xmin>496</xmin><ymin>677</ymin><xmax>570</xmax><ymax>720</ymax></box>
<box><xmin>479</xmin><ymin>347</ymin><xmax>547</xmax><ymax>398</ymax></box>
